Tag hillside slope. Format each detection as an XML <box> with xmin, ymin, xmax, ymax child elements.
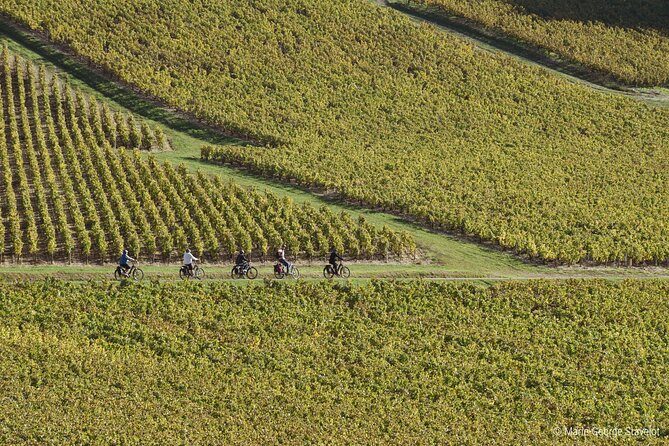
<box><xmin>2</xmin><ymin>0</ymin><xmax>669</xmax><ymax>265</ymax></box>
<box><xmin>408</xmin><ymin>0</ymin><xmax>669</xmax><ymax>87</ymax></box>
<box><xmin>0</xmin><ymin>47</ymin><xmax>413</xmax><ymax>263</ymax></box>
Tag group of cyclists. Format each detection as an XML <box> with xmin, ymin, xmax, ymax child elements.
<box><xmin>116</xmin><ymin>245</ymin><xmax>347</xmax><ymax>280</ymax></box>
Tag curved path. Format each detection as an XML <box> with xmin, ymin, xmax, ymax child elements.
<box><xmin>0</xmin><ymin>8</ymin><xmax>668</xmax><ymax>281</ymax></box>
<box><xmin>375</xmin><ymin>0</ymin><xmax>669</xmax><ymax>106</ymax></box>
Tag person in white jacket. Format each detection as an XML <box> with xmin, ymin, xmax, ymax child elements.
<box><xmin>183</xmin><ymin>248</ymin><xmax>199</xmax><ymax>276</ymax></box>
<box><xmin>276</xmin><ymin>245</ymin><xmax>291</xmax><ymax>272</ymax></box>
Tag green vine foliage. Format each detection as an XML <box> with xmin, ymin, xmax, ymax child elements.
<box><xmin>0</xmin><ymin>279</ymin><xmax>667</xmax><ymax>443</ymax></box>
<box><xmin>0</xmin><ymin>48</ymin><xmax>412</xmax><ymax>262</ymax></box>
<box><xmin>412</xmin><ymin>0</ymin><xmax>669</xmax><ymax>86</ymax></box>
<box><xmin>2</xmin><ymin>1</ymin><xmax>669</xmax><ymax>264</ymax></box>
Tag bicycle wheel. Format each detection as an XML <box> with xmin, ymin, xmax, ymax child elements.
<box><xmin>323</xmin><ymin>265</ymin><xmax>334</xmax><ymax>279</ymax></box>
<box><xmin>246</xmin><ymin>267</ymin><xmax>258</xmax><ymax>280</ymax></box>
<box><xmin>340</xmin><ymin>266</ymin><xmax>350</xmax><ymax>279</ymax></box>
<box><xmin>291</xmin><ymin>267</ymin><xmax>300</xmax><ymax>279</ymax></box>
<box><xmin>194</xmin><ymin>267</ymin><xmax>205</xmax><ymax>280</ymax></box>
<box><xmin>231</xmin><ymin>266</ymin><xmax>241</xmax><ymax>279</ymax></box>
<box><xmin>132</xmin><ymin>268</ymin><xmax>144</xmax><ymax>281</ymax></box>
<box><xmin>114</xmin><ymin>268</ymin><xmax>123</xmax><ymax>281</ymax></box>
<box><xmin>179</xmin><ymin>267</ymin><xmax>188</xmax><ymax>280</ymax></box>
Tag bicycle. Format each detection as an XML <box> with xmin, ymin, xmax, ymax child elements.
<box><xmin>180</xmin><ymin>262</ymin><xmax>205</xmax><ymax>280</ymax></box>
<box><xmin>274</xmin><ymin>262</ymin><xmax>300</xmax><ymax>279</ymax></box>
<box><xmin>323</xmin><ymin>262</ymin><xmax>350</xmax><ymax>279</ymax></box>
<box><xmin>231</xmin><ymin>262</ymin><xmax>258</xmax><ymax>280</ymax></box>
<box><xmin>114</xmin><ymin>261</ymin><xmax>144</xmax><ymax>281</ymax></box>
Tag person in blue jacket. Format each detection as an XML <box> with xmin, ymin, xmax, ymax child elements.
<box><xmin>119</xmin><ymin>249</ymin><xmax>136</xmax><ymax>276</ymax></box>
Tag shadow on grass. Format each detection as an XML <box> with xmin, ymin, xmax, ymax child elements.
<box><xmin>384</xmin><ymin>1</ymin><xmax>657</xmax><ymax>90</ymax></box>
<box><xmin>507</xmin><ymin>0</ymin><xmax>669</xmax><ymax>33</ymax></box>
<box><xmin>0</xmin><ymin>14</ymin><xmax>240</xmax><ymax>147</ymax></box>
<box><xmin>0</xmin><ymin>11</ymin><xmax>542</xmax><ymax>272</ymax></box>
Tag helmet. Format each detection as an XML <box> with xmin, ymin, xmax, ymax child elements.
<box><xmin>240</xmin><ymin>249</ymin><xmax>245</xmax><ymax>254</ymax></box>
<box><xmin>186</xmin><ymin>248</ymin><xmax>191</xmax><ymax>253</ymax></box>
<box><xmin>123</xmin><ymin>249</ymin><xmax>128</xmax><ymax>254</ymax></box>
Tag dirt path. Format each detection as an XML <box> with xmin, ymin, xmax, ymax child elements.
<box><xmin>2</xmin><ymin>261</ymin><xmax>669</xmax><ymax>282</ymax></box>
<box><xmin>1</xmin><ymin>5</ymin><xmax>668</xmax><ymax>280</ymax></box>
<box><xmin>375</xmin><ymin>0</ymin><xmax>669</xmax><ymax>106</ymax></box>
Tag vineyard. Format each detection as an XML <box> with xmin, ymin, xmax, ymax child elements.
<box><xmin>0</xmin><ymin>2</ymin><xmax>667</xmax><ymax>444</ymax></box>
<box><xmin>0</xmin><ymin>279</ymin><xmax>666</xmax><ymax>444</ymax></box>
<box><xmin>2</xmin><ymin>1</ymin><xmax>669</xmax><ymax>265</ymax></box>
<box><xmin>405</xmin><ymin>0</ymin><xmax>669</xmax><ymax>86</ymax></box>
<box><xmin>0</xmin><ymin>48</ymin><xmax>414</xmax><ymax>263</ymax></box>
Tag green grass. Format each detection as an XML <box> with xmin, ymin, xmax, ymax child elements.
<box><xmin>158</xmin><ymin>149</ymin><xmax>547</xmax><ymax>273</ymax></box>
<box><xmin>0</xmin><ymin>262</ymin><xmax>499</xmax><ymax>282</ymax></box>
<box><xmin>389</xmin><ymin>0</ymin><xmax>669</xmax><ymax>88</ymax></box>
<box><xmin>0</xmin><ymin>15</ymin><xmax>554</xmax><ymax>277</ymax></box>
<box><xmin>3</xmin><ymin>12</ymin><xmax>668</xmax><ymax>278</ymax></box>
<box><xmin>3</xmin><ymin>1</ymin><xmax>669</xmax><ymax>268</ymax></box>
<box><xmin>3</xmin><ymin>261</ymin><xmax>669</xmax><ymax>284</ymax></box>
<box><xmin>383</xmin><ymin>0</ymin><xmax>669</xmax><ymax>106</ymax></box>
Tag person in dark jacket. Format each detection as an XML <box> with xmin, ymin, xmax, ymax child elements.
<box><xmin>119</xmin><ymin>249</ymin><xmax>135</xmax><ymax>276</ymax></box>
<box><xmin>328</xmin><ymin>247</ymin><xmax>343</xmax><ymax>275</ymax></box>
<box><xmin>235</xmin><ymin>249</ymin><xmax>249</xmax><ymax>268</ymax></box>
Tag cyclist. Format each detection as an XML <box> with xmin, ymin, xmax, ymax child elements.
<box><xmin>277</xmin><ymin>245</ymin><xmax>291</xmax><ymax>273</ymax></box>
<box><xmin>235</xmin><ymin>249</ymin><xmax>249</xmax><ymax>270</ymax></box>
<box><xmin>118</xmin><ymin>249</ymin><xmax>136</xmax><ymax>277</ymax></box>
<box><xmin>183</xmin><ymin>248</ymin><xmax>199</xmax><ymax>277</ymax></box>
<box><xmin>328</xmin><ymin>247</ymin><xmax>343</xmax><ymax>275</ymax></box>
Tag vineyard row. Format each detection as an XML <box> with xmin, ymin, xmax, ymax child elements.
<box><xmin>0</xmin><ymin>49</ymin><xmax>414</xmax><ymax>262</ymax></box>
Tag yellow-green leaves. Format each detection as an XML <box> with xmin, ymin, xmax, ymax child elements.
<box><xmin>0</xmin><ymin>279</ymin><xmax>667</xmax><ymax>443</ymax></box>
